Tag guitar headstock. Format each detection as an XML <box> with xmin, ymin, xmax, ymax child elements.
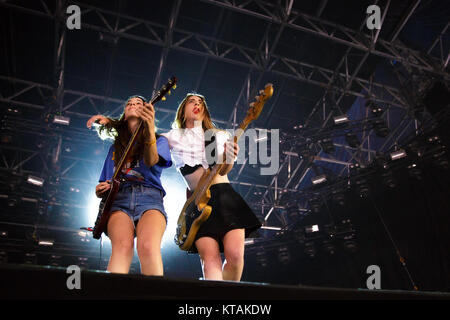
<box><xmin>246</xmin><ymin>83</ymin><xmax>273</xmax><ymax>121</ymax></box>
<box><xmin>154</xmin><ymin>76</ymin><xmax>178</xmax><ymax>102</ymax></box>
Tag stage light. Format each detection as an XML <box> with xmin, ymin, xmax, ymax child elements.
<box><xmin>6</xmin><ymin>107</ymin><xmax>22</xmax><ymax>115</ymax></box>
<box><xmin>254</xmin><ymin>136</ymin><xmax>268</xmax><ymax>142</ymax></box>
<box><xmin>38</xmin><ymin>239</ymin><xmax>54</xmax><ymax>246</ymax></box>
<box><xmin>260</xmin><ymin>226</ymin><xmax>282</xmax><ymax>231</ymax></box>
<box><xmin>355</xmin><ymin>179</ymin><xmax>370</xmax><ymax>198</ymax></box>
<box><xmin>21</xmin><ymin>197</ymin><xmax>38</xmax><ymax>203</ymax></box>
<box><xmin>7</xmin><ymin>198</ymin><xmax>18</xmax><ymax>207</ymax></box>
<box><xmin>390</xmin><ymin>149</ymin><xmax>407</xmax><ymax>160</ymax></box>
<box><xmin>0</xmin><ymin>231</ymin><xmax>7</xmax><ymax>238</ymax></box>
<box><xmin>345</xmin><ymin>132</ymin><xmax>360</xmax><ymax>148</ymax></box>
<box><xmin>305</xmin><ymin>225</ymin><xmax>319</xmax><ymax>233</ymax></box>
<box><xmin>27</xmin><ymin>175</ymin><xmax>44</xmax><ymax>187</ymax></box>
<box><xmin>342</xmin><ymin>233</ymin><xmax>358</xmax><ymax>253</ymax></box>
<box><xmin>373</xmin><ymin>119</ymin><xmax>389</xmax><ymax>137</ymax></box>
<box><xmin>0</xmin><ymin>251</ymin><xmax>7</xmax><ymax>263</ymax></box>
<box><xmin>255</xmin><ymin>250</ymin><xmax>268</xmax><ymax>267</ymax></box>
<box><xmin>78</xmin><ymin>231</ymin><xmax>87</xmax><ymax>237</ymax></box>
<box><xmin>309</xmin><ymin>194</ymin><xmax>323</xmax><ymax>213</ymax></box>
<box><xmin>382</xmin><ymin>172</ymin><xmax>396</xmax><ymax>188</ymax></box>
<box><xmin>277</xmin><ymin>246</ymin><xmax>290</xmax><ymax>264</ymax></box>
<box><xmin>304</xmin><ymin>241</ymin><xmax>316</xmax><ymax>258</ymax></box>
<box><xmin>49</xmin><ymin>255</ymin><xmax>62</xmax><ymax>267</ymax></box>
<box><xmin>53</xmin><ymin>115</ymin><xmax>70</xmax><ymax>125</ymax></box>
<box><xmin>319</xmin><ymin>137</ymin><xmax>335</xmax><ymax>154</ymax></box>
<box><xmin>24</xmin><ymin>253</ymin><xmax>37</xmax><ymax>264</ymax></box>
<box><xmin>322</xmin><ymin>239</ymin><xmax>336</xmax><ymax>255</ymax></box>
<box><xmin>407</xmin><ymin>163</ymin><xmax>422</xmax><ymax>180</ymax></box>
<box><xmin>311</xmin><ymin>174</ymin><xmax>327</xmax><ymax>185</ymax></box>
<box><xmin>244</xmin><ymin>239</ymin><xmax>255</xmax><ymax>245</ymax></box>
<box><xmin>332</xmin><ymin>190</ymin><xmax>346</xmax><ymax>206</ymax></box>
<box><xmin>333</xmin><ymin>115</ymin><xmax>349</xmax><ymax>125</ymax></box>
<box><xmin>78</xmin><ymin>257</ymin><xmax>89</xmax><ymax>269</ymax></box>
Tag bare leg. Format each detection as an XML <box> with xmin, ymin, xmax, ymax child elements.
<box><xmin>195</xmin><ymin>237</ymin><xmax>223</xmax><ymax>280</ymax></box>
<box><xmin>136</xmin><ymin>210</ymin><xmax>166</xmax><ymax>276</ymax></box>
<box><xmin>222</xmin><ymin>228</ymin><xmax>245</xmax><ymax>281</ymax></box>
<box><xmin>107</xmin><ymin>211</ymin><xmax>135</xmax><ymax>274</ymax></box>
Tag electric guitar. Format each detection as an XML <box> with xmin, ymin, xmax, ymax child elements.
<box><xmin>92</xmin><ymin>77</ymin><xmax>177</xmax><ymax>239</ymax></box>
<box><xmin>174</xmin><ymin>83</ymin><xmax>273</xmax><ymax>251</ymax></box>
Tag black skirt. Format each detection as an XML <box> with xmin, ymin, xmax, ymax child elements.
<box><xmin>190</xmin><ymin>183</ymin><xmax>262</xmax><ymax>253</ymax></box>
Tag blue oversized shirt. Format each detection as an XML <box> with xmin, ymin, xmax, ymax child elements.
<box><xmin>99</xmin><ymin>135</ymin><xmax>172</xmax><ymax>196</ymax></box>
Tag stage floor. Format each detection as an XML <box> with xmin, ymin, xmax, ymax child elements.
<box><xmin>1</xmin><ymin>263</ymin><xmax>449</xmax><ymax>300</ymax></box>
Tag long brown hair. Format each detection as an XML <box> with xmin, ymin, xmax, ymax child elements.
<box><xmin>173</xmin><ymin>93</ymin><xmax>216</xmax><ymax>131</ymax></box>
<box><xmin>97</xmin><ymin>95</ymin><xmax>156</xmax><ymax>167</ymax></box>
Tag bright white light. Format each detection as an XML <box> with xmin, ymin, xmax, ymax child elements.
<box><xmin>312</xmin><ymin>174</ymin><xmax>327</xmax><ymax>185</ymax></box>
<box><xmin>305</xmin><ymin>225</ymin><xmax>319</xmax><ymax>233</ymax></box>
<box><xmin>38</xmin><ymin>240</ymin><xmax>54</xmax><ymax>246</ymax></box>
<box><xmin>244</xmin><ymin>239</ymin><xmax>255</xmax><ymax>245</ymax></box>
<box><xmin>27</xmin><ymin>175</ymin><xmax>44</xmax><ymax>187</ymax></box>
<box><xmin>390</xmin><ymin>149</ymin><xmax>407</xmax><ymax>160</ymax></box>
<box><xmin>160</xmin><ymin>173</ymin><xmax>190</xmax><ymax>250</ymax></box>
<box><xmin>53</xmin><ymin>115</ymin><xmax>70</xmax><ymax>125</ymax></box>
<box><xmin>333</xmin><ymin>115</ymin><xmax>349</xmax><ymax>124</ymax></box>
<box><xmin>260</xmin><ymin>226</ymin><xmax>282</xmax><ymax>230</ymax></box>
<box><xmin>254</xmin><ymin>136</ymin><xmax>268</xmax><ymax>142</ymax></box>
<box><xmin>78</xmin><ymin>231</ymin><xmax>87</xmax><ymax>237</ymax></box>
<box><xmin>21</xmin><ymin>197</ymin><xmax>38</xmax><ymax>203</ymax></box>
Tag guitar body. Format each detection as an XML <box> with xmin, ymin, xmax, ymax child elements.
<box><xmin>174</xmin><ymin>83</ymin><xmax>274</xmax><ymax>251</ymax></box>
<box><xmin>93</xmin><ymin>178</ymin><xmax>120</xmax><ymax>239</ymax></box>
<box><xmin>175</xmin><ymin>169</ymin><xmax>212</xmax><ymax>251</ymax></box>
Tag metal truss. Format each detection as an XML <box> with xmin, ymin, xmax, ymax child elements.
<box><xmin>1</xmin><ymin>0</ymin><xmax>449</xmax><ymax>232</ymax></box>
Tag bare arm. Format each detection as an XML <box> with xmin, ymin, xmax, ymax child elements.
<box><xmin>137</xmin><ymin>102</ymin><xmax>159</xmax><ymax>167</ymax></box>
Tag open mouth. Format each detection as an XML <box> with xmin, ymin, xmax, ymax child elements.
<box><xmin>193</xmin><ymin>108</ymin><xmax>200</xmax><ymax>114</ymax></box>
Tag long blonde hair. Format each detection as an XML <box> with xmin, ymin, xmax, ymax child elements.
<box><xmin>172</xmin><ymin>93</ymin><xmax>216</xmax><ymax>131</ymax></box>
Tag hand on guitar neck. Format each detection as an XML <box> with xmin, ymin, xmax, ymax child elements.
<box><xmin>218</xmin><ymin>139</ymin><xmax>240</xmax><ymax>176</ymax></box>
<box><xmin>95</xmin><ymin>180</ymin><xmax>111</xmax><ymax>198</ymax></box>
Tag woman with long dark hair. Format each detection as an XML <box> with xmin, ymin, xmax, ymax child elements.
<box><xmin>90</xmin><ymin>95</ymin><xmax>171</xmax><ymax>276</ymax></box>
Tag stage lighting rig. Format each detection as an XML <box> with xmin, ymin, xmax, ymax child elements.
<box><xmin>27</xmin><ymin>175</ymin><xmax>44</xmax><ymax>187</ymax></box>
<box><xmin>333</xmin><ymin>114</ymin><xmax>349</xmax><ymax>125</ymax></box>
<box><xmin>318</xmin><ymin>137</ymin><xmax>335</xmax><ymax>154</ymax></box>
<box><xmin>345</xmin><ymin>132</ymin><xmax>360</xmax><ymax>148</ymax></box>
<box><xmin>304</xmin><ymin>241</ymin><xmax>317</xmax><ymax>258</ymax></box>
<box><xmin>52</xmin><ymin>115</ymin><xmax>70</xmax><ymax>125</ymax></box>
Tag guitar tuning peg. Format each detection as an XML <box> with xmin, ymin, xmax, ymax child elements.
<box><xmin>265</xmin><ymin>83</ymin><xmax>273</xmax><ymax>88</ymax></box>
<box><xmin>168</xmin><ymin>90</ymin><xmax>171</xmax><ymax>95</ymax></box>
<box><xmin>162</xmin><ymin>96</ymin><xmax>166</xmax><ymax>101</ymax></box>
<box><xmin>259</xmin><ymin>90</ymin><xmax>264</xmax><ymax>94</ymax></box>
<box><xmin>173</xmin><ymin>84</ymin><xmax>177</xmax><ymax>89</ymax></box>
<box><xmin>249</xmin><ymin>102</ymin><xmax>255</xmax><ymax>107</ymax></box>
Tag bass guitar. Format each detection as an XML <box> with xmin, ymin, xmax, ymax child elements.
<box><xmin>175</xmin><ymin>83</ymin><xmax>273</xmax><ymax>251</ymax></box>
<box><xmin>92</xmin><ymin>77</ymin><xmax>177</xmax><ymax>239</ymax></box>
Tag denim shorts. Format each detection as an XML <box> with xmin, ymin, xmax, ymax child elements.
<box><xmin>109</xmin><ymin>184</ymin><xmax>168</xmax><ymax>229</ymax></box>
